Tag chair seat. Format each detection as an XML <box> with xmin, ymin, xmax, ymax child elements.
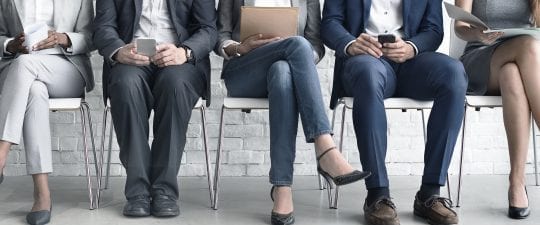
<box><xmin>49</xmin><ymin>98</ymin><xmax>82</xmax><ymax>111</ymax></box>
<box><xmin>343</xmin><ymin>97</ymin><xmax>434</xmax><ymax>110</ymax></box>
<box><xmin>465</xmin><ymin>96</ymin><xmax>502</xmax><ymax>107</ymax></box>
<box><xmin>223</xmin><ymin>97</ymin><xmax>269</xmax><ymax>110</ymax></box>
<box><xmin>105</xmin><ymin>98</ymin><xmax>204</xmax><ymax>109</ymax></box>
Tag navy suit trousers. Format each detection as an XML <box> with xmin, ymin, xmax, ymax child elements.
<box><xmin>342</xmin><ymin>52</ymin><xmax>467</xmax><ymax>189</ymax></box>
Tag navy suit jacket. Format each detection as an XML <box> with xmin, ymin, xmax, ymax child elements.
<box><xmin>321</xmin><ymin>0</ymin><xmax>444</xmax><ymax>109</ymax></box>
<box><xmin>92</xmin><ymin>0</ymin><xmax>218</xmax><ymax>106</ymax></box>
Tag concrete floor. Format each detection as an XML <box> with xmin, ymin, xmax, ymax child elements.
<box><xmin>0</xmin><ymin>175</ymin><xmax>539</xmax><ymax>225</ymax></box>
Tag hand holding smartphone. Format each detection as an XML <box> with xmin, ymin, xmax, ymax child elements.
<box><xmin>378</xmin><ymin>34</ymin><xmax>396</xmax><ymax>45</ymax></box>
<box><xmin>136</xmin><ymin>38</ymin><xmax>157</xmax><ymax>57</ymax></box>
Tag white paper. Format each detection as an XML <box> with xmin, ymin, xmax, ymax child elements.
<box><xmin>24</xmin><ymin>22</ymin><xmax>49</xmax><ymax>53</ymax></box>
<box><xmin>444</xmin><ymin>2</ymin><xmax>489</xmax><ymax>30</ymax></box>
<box><xmin>484</xmin><ymin>28</ymin><xmax>540</xmax><ymax>39</ymax></box>
<box><xmin>445</xmin><ymin>2</ymin><xmax>540</xmax><ymax>39</ymax></box>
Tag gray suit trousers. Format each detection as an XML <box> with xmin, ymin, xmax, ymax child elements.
<box><xmin>107</xmin><ymin>63</ymin><xmax>205</xmax><ymax>200</ymax></box>
<box><xmin>0</xmin><ymin>55</ymin><xmax>85</xmax><ymax>174</ymax></box>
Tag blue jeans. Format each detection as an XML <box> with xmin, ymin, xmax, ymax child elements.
<box><xmin>342</xmin><ymin>53</ymin><xmax>467</xmax><ymax>189</ymax></box>
<box><xmin>222</xmin><ymin>37</ymin><xmax>332</xmax><ymax>186</ymax></box>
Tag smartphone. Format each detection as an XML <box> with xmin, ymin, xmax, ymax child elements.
<box><xmin>378</xmin><ymin>34</ymin><xmax>396</xmax><ymax>45</ymax></box>
<box><xmin>136</xmin><ymin>38</ymin><xmax>157</xmax><ymax>56</ymax></box>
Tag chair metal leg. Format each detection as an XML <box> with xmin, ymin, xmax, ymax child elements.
<box><xmin>83</xmin><ymin>102</ymin><xmax>100</xmax><ymax>208</ymax></box>
<box><xmin>105</xmin><ymin>108</ymin><xmax>114</xmax><ymax>190</ymax></box>
<box><xmin>80</xmin><ymin>105</ymin><xmax>96</xmax><ymax>210</ymax></box>
<box><xmin>330</xmin><ymin>104</ymin><xmax>348</xmax><ymax>209</ymax></box>
<box><xmin>456</xmin><ymin>106</ymin><xmax>467</xmax><ymax>207</ymax></box>
<box><xmin>200</xmin><ymin>106</ymin><xmax>215</xmax><ymax>207</ymax></box>
<box><xmin>532</xmin><ymin>120</ymin><xmax>538</xmax><ymax>186</ymax></box>
<box><xmin>99</xmin><ymin>106</ymin><xmax>109</xmax><ymax>192</ymax></box>
<box><xmin>212</xmin><ymin>106</ymin><xmax>226</xmax><ymax>210</ymax></box>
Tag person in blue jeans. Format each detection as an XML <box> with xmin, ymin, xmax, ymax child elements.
<box><xmin>321</xmin><ymin>0</ymin><xmax>467</xmax><ymax>225</ymax></box>
<box><xmin>215</xmin><ymin>1</ymin><xmax>370</xmax><ymax>225</ymax></box>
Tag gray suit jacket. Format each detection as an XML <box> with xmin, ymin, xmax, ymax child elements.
<box><xmin>215</xmin><ymin>0</ymin><xmax>324</xmax><ymax>65</ymax></box>
<box><xmin>93</xmin><ymin>0</ymin><xmax>217</xmax><ymax>106</ymax></box>
<box><xmin>0</xmin><ymin>0</ymin><xmax>95</xmax><ymax>92</ymax></box>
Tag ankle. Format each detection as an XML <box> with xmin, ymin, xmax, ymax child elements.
<box><xmin>366</xmin><ymin>187</ymin><xmax>390</xmax><ymax>206</ymax></box>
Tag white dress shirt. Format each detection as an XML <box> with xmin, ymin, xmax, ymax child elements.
<box><xmin>365</xmin><ymin>0</ymin><xmax>404</xmax><ymax>37</ymax></box>
<box><xmin>3</xmin><ymin>0</ymin><xmax>63</xmax><ymax>55</ymax></box>
<box><xmin>134</xmin><ymin>0</ymin><xmax>178</xmax><ymax>45</ymax></box>
<box><xmin>344</xmin><ymin>0</ymin><xmax>418</xmax><ymax>56</ymax></box>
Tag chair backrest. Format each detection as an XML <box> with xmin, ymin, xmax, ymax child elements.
<box><xmin>449</xmin><ymin>20</ymin><xmax>468</xmax><ymax>60</ymax></box>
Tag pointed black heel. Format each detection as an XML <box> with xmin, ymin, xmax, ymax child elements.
<box><xmin>317</xmin><ymin>147</ymin><xmax>371</xmax><ymax>186</ymax></box>
<box><xmin>26</xmin><ymin>204</ymin><xmax>52</xmax><ymax>225</ymax></box>
<box><xmin>508</xmin><ymin>187</ymin><xmax>530</xmax><ymax>219</ymax></box>
<box><xmin>270</xmin><ymin>186</ymin><xmax>295</xmax><ymax>225</ymax></box>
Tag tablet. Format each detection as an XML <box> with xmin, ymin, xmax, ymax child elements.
<box><xmin>240</xmin><ymin>7</ymin><xmax>299</xmax><ymax>42</ymax></box>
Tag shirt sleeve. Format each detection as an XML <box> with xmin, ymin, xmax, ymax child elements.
<box><xmin>3</xmin><ymin>38</ymin><xmax>13</xmax><ymax>56</ymax></box>
<box><xmin>405</xmin><ymin>40</ymin><xmax>419</xmax><ymax>56</ymax></box>
<box><xmin>343</xmin><ymin>40</ymin><xmax>356</xmax><ymax>57</ymax></box>
<box><xmin>220</xmin><ymin>40</ymin><xmax>240</xmax><ymax>60</ymax></box>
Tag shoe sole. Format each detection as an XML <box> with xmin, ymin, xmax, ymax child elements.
<box><xmin>364</xmin><ymin>214</ymin><xmax>400</xmax><ymax>225</ymax></box>
<box><xmin>123</xmin><ymin>211</ymin><xmax>151</xmax><ymax>217</ymax></box>
<box><xmin>151</xmin><ymin>210</ymin><xmax>180</xmax><ymax>217</ymax></box>
<box><xmin>413</xmin><ymin>209</ymin><xmax>456</xmax><ymax>225</ymax></box>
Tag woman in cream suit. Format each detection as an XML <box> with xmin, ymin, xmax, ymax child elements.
<box><xmin>216</xmin><ymin>1</ymin><xmax>370</xmax><ymax>225</ymax></box>
<box><xmin>0</xmin><ymin>0</ymin><xmax>94</xmax><ymax>224</ymax></box>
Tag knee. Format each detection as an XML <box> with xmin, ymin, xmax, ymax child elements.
<box><xmin>267</xmin><ymin>61</ymin><xmax>293</xmax><ymax>90</ymax></box>
<box><xmin>434</xmin><ymin>58</ymin><xmax>468</xmax><ymax>94</ymax></box>
<box><xmin>28</xmin><ymin>81</ymin><xmax>48</xmax><ymax>101</ymax></box>
<box><xmin>515</xmin><ymin>36</ymin><xmax>540</xmax><ymax>59</ymax></box>
<box><xmin>344</xmin><ymin>56</ymin><xmax>387</xmax><ymax>93</ymax></box>
<box><xmin>9</xmin><ymin>55</ymin><xmax>38</xmax><ymax>72</ymax></box>
<box><xmin>498</xmin><ymin>63</ymin><xmax>524</xmax><ymax>95</ymax></box>
<box><xmin>283</xmin><ymin>36</ymin><xmax>312</xmax><ymax>54</ymax></box>
<box><xmin>108</xmin><ymin>72</ymin><xmax>145</xmax><ymax>98</ymax></box>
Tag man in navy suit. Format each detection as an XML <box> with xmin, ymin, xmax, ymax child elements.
<box><xmin>322</xmin><ymin>1</ymin><xmax>465</xmax><ymax>224</ymax></box>
<box><xmin>93</xmin><ymin>0</ymin><xmax>217</xmax><ymax>218</ymax></box>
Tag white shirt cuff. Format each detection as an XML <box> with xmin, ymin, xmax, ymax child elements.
<box><xmin>344</xmin><ymin>40</ymin><xmax>356</xmax><ymax>57</ymax></box>
<box><xmin>109</xmin><ymin>46</ymin><xmax>123</xmax><ymax>64</ymax></box>
<box><xmin>3</xmin><ymin>38</ymin><xmax>14</xmax><ymax>55</ymax></box>
<box><xmin>221</xmin><ymin>40</ymin><xmax>240</xmax><ymax>60</ymax></box>
<box><xmin>405</xmin><ymin>41</ymin><xmax>418</xmax><ymax>56</ymax></box>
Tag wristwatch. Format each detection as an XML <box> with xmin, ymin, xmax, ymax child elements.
<box><xmin>183</xmin><ymin>46</ymin><xmax>195</xmax><ymax>64</ymax></box>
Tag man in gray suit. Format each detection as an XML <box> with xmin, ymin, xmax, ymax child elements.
<box><xmin>93</xmin><ymin>0</ymin><xmax>217</xmax><ymax>218</ymax></box>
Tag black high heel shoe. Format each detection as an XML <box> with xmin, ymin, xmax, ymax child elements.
<box><xmin>26</xmin><ymin>203</ymin><xmax>52</xmax><ymax>225</ymax></box>
<box><xmin>270</xmin><ymin>186</ymin><xmax>295</xmax><ymax>225</ymax></box>
<box><xmin>317</xmin><ymin>147</ymin><xmax>371</xmax><ymax>186</ymax></box>
<box><xmin>508</xmin><ymin>187</ymin><xmax>530</xmax><ymax>219</ymax></box>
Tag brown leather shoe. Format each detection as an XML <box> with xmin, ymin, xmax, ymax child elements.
<box><xmin>413</xmin><ymin>194</ymin><xmax>458</xmax><ymax>225</ymax></box>
<box><xmin>363</xmin><ymin>198</ymin><xmax>400</xmax><ymax>225</ymax></box>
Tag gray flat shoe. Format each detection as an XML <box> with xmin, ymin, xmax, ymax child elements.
<box><xmin>26</xmin><ymin>205</ymin><xmax>52</xmax><ymax>225</ymax></box>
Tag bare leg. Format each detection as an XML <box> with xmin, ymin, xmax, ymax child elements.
<box><xmin>489</xmin><ymin>36</ymin><xmax>540</xmax><ymax>207</ymax></box>
<box><xmin>272</xmin><ymin>186</ymin><xmax>293</xmax><ymax>214</ymax></box>
<box><xmin>314</xmin><ymin>134</ymin><xmax>355</xmax><ymax>178</ymax></box>
<box><xmin>31</xmin><ymin>174</ymin><xmax>51</xmax><ymax>212</ymax></box>
<box><xmin>0</xmin><ymin>141</ymin><xmax>12</xmax><ymax>174</ymax></box>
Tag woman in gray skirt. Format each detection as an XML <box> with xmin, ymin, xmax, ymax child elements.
<box><xmin>455</xmin><ymin>0</ymin><xmax>539</xmax><ymax>219</ymax></box>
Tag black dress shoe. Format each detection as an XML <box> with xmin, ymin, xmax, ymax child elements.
<box><xmin>508</xmin><ymin>187</ymin><xmax>530</xmax><ymax>219</ymax></box>
<box><xmin>123</xmin><ymin>195</ymin><xmax>151</xmax><ymax>217</ymax></box>
<box><xmin>151</xmin><ymin>195</ymin><xmax>180</xmax><ymax>217</ymax></box>
<box><xmin>270</xmin><ymin>186</ymin><xmax>295</xmax><ymax>225</ymax></box>
<box><xmin>26</xmin><ymin>205</ymin><xmax>52</xmax><ymax>225</ymax></box>
<box><xmin>317</xmin><ymin>147</ymin><xmax>371</xmax><ymax>186</ymax></box>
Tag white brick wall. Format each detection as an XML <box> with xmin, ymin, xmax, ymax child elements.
<box><xmin>3</xmin><ymin>0</ymin><xmax>539</xmax><ymax>177</ymax></box>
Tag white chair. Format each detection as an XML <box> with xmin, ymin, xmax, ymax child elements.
<box><xmin>329</xmin><ymin>97</ymin><xmax>453</xmax><ymax>209</ymax></box>
<box><xmin>97</xmin><ymin>98</ymin><xmax>214</xmax><ymax>208</ymax></box>
<box><xmin>49</xmin><ymin>98</ymin><xmax>98</xmax><ymax>209</ymax></box>
<box><xmin>212</xmin><ymin>97</ymin><xmax>328</xmax><ymax>210</ymax></box>
<box><xmin>449</xmin><ymin>20</ymin><xmax>539</xmax><ymax>207</ymax></box>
